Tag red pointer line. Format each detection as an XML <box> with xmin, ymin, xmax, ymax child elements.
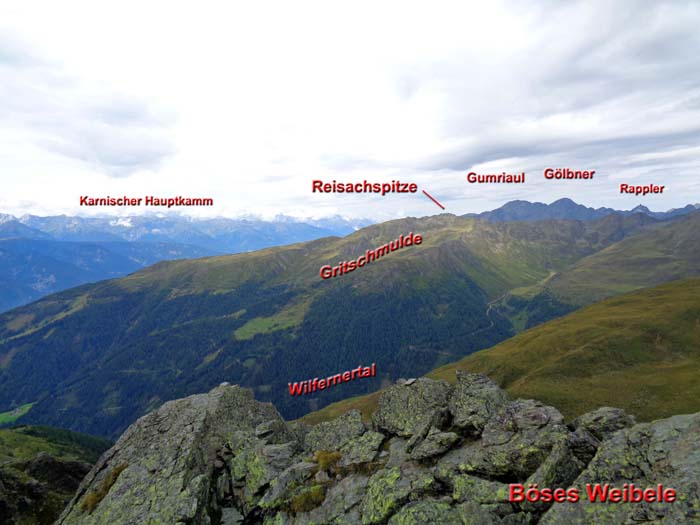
<box><xmin>422</xmin><ymin>189</ymin><xmax>445</xmax><ymax>210</ymax></box>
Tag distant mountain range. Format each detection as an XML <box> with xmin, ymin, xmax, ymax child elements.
<box><xmin>0</xmin><ymin>214</ymin><xmax>372</xmax><ymax>313</ymax></box>
<box><xmin>2</xmin><ymin>208</ymin><xmax>700</xmax><ymax>438</ymax></box>
<box><xmin>0</xmin><ymin>213</ymin><xmax>371</xmax><ymax>249</ymax></box>
<box><xmin>464</xmin><ymin>198</ymin><xmax>700</xmax><ymax>222</ymax></box>
<box><xmin>1</xmin><ymin>201</ymin><xmax>697</xmax><ymax>314</ymax></box>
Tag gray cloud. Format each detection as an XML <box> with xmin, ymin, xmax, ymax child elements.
<box><xmin>0</xmin><ymin>31</ymin><xmax>176</xmax><ymax>177</ymax></box>
<box><xmin>337</xmin><ymin>1</ymin><xmax>700</xmax><ymax>188</ymax></box>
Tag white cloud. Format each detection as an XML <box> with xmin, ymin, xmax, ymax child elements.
<box><xmin>0</xmin><ymin>0</ymin><xmax>699</xmax><ymax>220</ymax></box>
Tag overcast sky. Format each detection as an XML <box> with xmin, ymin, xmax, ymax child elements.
<box><xmin>1</xmin><ymin>1</ymin><xmax>699</xmax><ymax>221</ymax></box>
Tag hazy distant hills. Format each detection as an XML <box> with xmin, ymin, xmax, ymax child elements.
<box><xmin>0</xmin><ymin>214</ymin><xmax>370</xmax><ymax>312</ymax></box>
<box><xmin>4</xmin><ymin>210</ymin><xmax>699</xmax><ymax>438</ymax></box>
<box><xmin>1</xmin><ymin>201</ymin><xmax>695</xmax><ymax>313</ymax></box>
<box><xmin>464</xmin><ymin>197</ymin><xmax>700</xmax><ymax>222</ymax></box>
<box><xmin>12</xmin><ymin>214</ymin><xmax>370</xmax><ymax>249</ymax></box>
<box><xmin>0</xmin><ymin>239</ymin><xmax>215</xmax><ymax>313</ymax></box>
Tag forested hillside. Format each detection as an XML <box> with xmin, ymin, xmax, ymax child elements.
<box><xmin>0</xmin><ymin>212</ymin><xmax>695</xmax><ymax>438</ymax></box>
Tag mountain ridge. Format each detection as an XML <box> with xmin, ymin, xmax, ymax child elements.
<box><xmin>1</xmin><ymin>211</ymin><xmax>695</xmax><ymax>438</ymax></box>
<box><xmin>0</xmin><ymin>214</ymin><xmax>371</xmax><ymax>313</ymax></box>
<box><xmin>464</xmin><ymin>198</ymin><xmax>700</xmax><ymax>223</ymax></box>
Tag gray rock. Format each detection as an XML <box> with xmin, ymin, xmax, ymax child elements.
<box><xmin>221</xmin><ymin>506</ymin><xmax>244</xmax><ymax>524</ymax></box>
<box><xmin>258</xmin><ymin>461</ymin><xmax>317</xmax><ymax>510</ymax></box>
<box><xmin>373</xmin><ymin>378</ymin><xmax>452</xmax><ymax>437</ymax></box>
<box><xmin>449</xmin><ymin>372</ymin><xmax>509</xmax><ymax>436</ymax></box>
<box><xmin>255</xmin><ymin>420</ymin><xmax>276</xmax><ymax>439</ymax></box>
<box><xmin>314</xmin><ymin>469</ymin><xmax>330</xmax><ymax>483</ymax></box>
<box><xmin>387</xmin><ymin>499</ymin><xmax>465</xmax><ymax>524</ymax></box>
<box><xmin>296</xmin><ymin>474</ymin><xmax>369</xmax><ymax>525</ymax></box>
<box><xmin>435</xmin><ymin>461</ymin><xmax>510</xmax><ymax>504</ymax></box>
<box><xmin>409</xmin><ymin>428</ymin><xmax>460</xmax><ymax>461</ymax></box>
<box><xmin>386</xmin><ymin>438</ymin><xmax>410</xmax><ymax>467</ymax></box>
<box><xmin>438</xmin><ymin>399</ymin><xmax>567</xmax><ymax>481</ymax></box>
<box><xmin>360</xmin><ymin>463</ymin><xmax>435</xmax><ymax>524</ymax></box>
<box><xmin>57</xmin><ymin>384</ymin><xmax>290</xmax><ymax>525</ymax></box>
<box><xmin>339</xmin><ymin>431</ymin><xmax>385</xmax><ymax>468</ymax></box>
<box><xmin>541</xmin><ymin>412</ymin><xmax>700</xmax><ymax>524</ymax></box>
<box><xmin>519</xmin><ymin>428</ymin><xmax>599</xmax><ymax>513</ymax></box>
<box><xmin>571</xmin><ymin>406</ymin><xmax>636</xmax><ymax>441</ymax></box>
<box><xmin>52</xmin><ymin>375</ymin><xmax>700</xmax><ymax>525</ymax></box>
<box><xmin>304</xmin><ymin>410</ymin><xmax>366</xmax><ymax>452</ymax></box>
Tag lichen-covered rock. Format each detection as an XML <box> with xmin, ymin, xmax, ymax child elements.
<box><xmin>434</xmin><ymin>465</ymin><xmax>509</xmax><ymax>505</ymax></box>
<box><xmin>570</xmin><ymin>406</ymin><xmax>636</xmax><ymax>441</ymax></box>
<box><xmin>258</xmin><ymin>462</ymin><xmax>317</xmax><ymax>510</ymax></box>
<box><xmin>386</xmin><ymin>438</ymin><xmax>410</xmax><ymax>467</ymax></box>
<box><xmin>409</xmin><ymin>428</ymin><xmax>460</xmax><ymax>461</ymax></box>
<box><xmin>221</xmin><ymin>506</ymin><xmax>244</xmax><ymax>524</ymax></box>
<box><xmin>438</xmin><ymin>399</ymin><xmax>567</xmax><ymax>481</ymax></box>
<box><xmin>53</xmin><ymin>375</ymin><xmax>700</xmax><ymax>525</ymax></box>
<box><xmin>387</xmin><ymin>499</ymin><xmax>465</xmax><ymax>524</ymax></box>
<box><xmin>373</xmin><ymin>378</ymin><xmax>452</xmax><ymax>437</ymax></box>
<box><xmin>540</xmin><ymin>412</ymin><xmax>700</xmax><ymax>524</ymax></box>
<box><xmin>526</xmin><ymin>427</ymin><xmax>598</xmax><ymax>489</ymax></box>
<box><xmin>519</xmin><ymin>428</ymin><xmax>599</xmax><ymax>513</ymax></box>
<box><xmin>449</xmin><ymin>372</ymin><xmax>508</xmax><ymax>436</ymax></box>
<box><xmin>339</xmin><ymin>431</ymin><xmax>385</xmax><ymax>468</ymax></box>
<box><xmin>57</xmin><ymin>384</ymin><xmax>290</xmax><ymax>525</ymax></box>
<box><xmin>360</xmin><ymin>464</ymin><xmax>435</xmax><ymax>524</ymax></box>
<box><xmin>304</xmin><ymin>410</ymin><xmax>366</xmax><ymax>452</ymax></box>
<box><xmin>293</xmin><ymin>474</ymin><xmax>369</xmax><ymax>525</ymax></box>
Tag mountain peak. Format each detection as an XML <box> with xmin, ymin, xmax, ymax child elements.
<box><xmin>465</xmin><ymin>200</ymin><xmax>697</xmax><ymax>223</ymax></box>
<box><xmin>550</xmin><ymin>197</ymin><xmax>577</xmax><ymax>206</ymax></box>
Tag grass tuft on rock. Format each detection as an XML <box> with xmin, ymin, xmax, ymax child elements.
<box><xmin>314</xmin><ymin>450</ymin><xmax>342</xmax><ymax>473</ymax></box>
<box><xmin>80</xmin><ymin>463</ymin><xmax>127</xmax><ymax>514</ymax></box>
<box><xmin>289</xmin><ymin>485</ymin><xmax>326</xmax><ymax>514</ymax></box>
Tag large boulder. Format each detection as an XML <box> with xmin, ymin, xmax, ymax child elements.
<box><xmin>540</xmin><ymin>412</ymin><xmax>700</xmax><ymax>524</ymax></box>
<box><xmin>373</xmin><ymin>378</ymin><xmax>452</xmax><ymax>437</ymax></box>
<box><xmin>359</xmin><ymin>464</ymin><xmax>436</xmax><ymax>524</ymax></box>
<box><xmin>438</xmin><ymin>399</ymin><xmax>568</xmax><ymax>481</ymax></box>
<box><xmin>304</xmin><ymin>410</ymin><xmax>366</xmax><ymax>452</ymax></box>
<box><xmin>570</xmin><ymin>406</ymin><xmax>636</xmax><ymax>441</ymax></box>
<box><xmin>409</xmin><ymin>428</ymin><xmax>460</xmax><ymax>461</ymax></box>
<box><xmin>448</xmin><ymin>372</ymin><xmax>509</xmax><ymax>436</ymax></box>
<box><xmin>58</xmin><ymin>384</ymin><xmax>291</xmax><ymax>524</ymax></box>
<box><xmin>339</xmin><ymin>431</ymin><xmax>385</xmax><ymax>469</ymax></box>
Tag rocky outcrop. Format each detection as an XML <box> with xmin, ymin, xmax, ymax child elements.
<box><xmin>541</xmin><ymin>412</ymin><xmax>700</xmax><ymax>524</ymax></box>
<box><xmin>0</xmin><ymin>453</ymin><xmax>90</xmax><ymax>525</ymax></box>
<box><xmin>58</xmin><ymin>375</ymin><xmax>700</xmax><ymax>524</ymax></box>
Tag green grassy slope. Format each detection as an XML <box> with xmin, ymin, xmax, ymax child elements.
<box><xmin>0</xmin><ymin>425</ymin><xmax>112</xmax><ymax>465</ymax></box>
<box><xmin>0</xmin><ymin>212</ymin><xmax>675</xmax><ymax>437</ymax></box>
<box><xmin>494</xmin><ymin>212</ymin><xmax>700</xmax><ymax>330</ymax></box>
<box><xmin>546</xmin><ymin>211</ymin><xmax>700</xmax><ymax>305</ymax></box>
<box><xmin>429</xmin><ymin>278</ymin><xmax>700</xmax><ymax>421</ymax></box>
<box><xmin>306</xmin><ymin>278</ymin><xmax>700</xmax><ymax>424</ymax></box>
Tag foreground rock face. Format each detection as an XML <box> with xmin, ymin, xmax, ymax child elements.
<box><xmin>58</xmin><ymin>375</ymin><xmax>700</xmax><ymax>524</ymax></box>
